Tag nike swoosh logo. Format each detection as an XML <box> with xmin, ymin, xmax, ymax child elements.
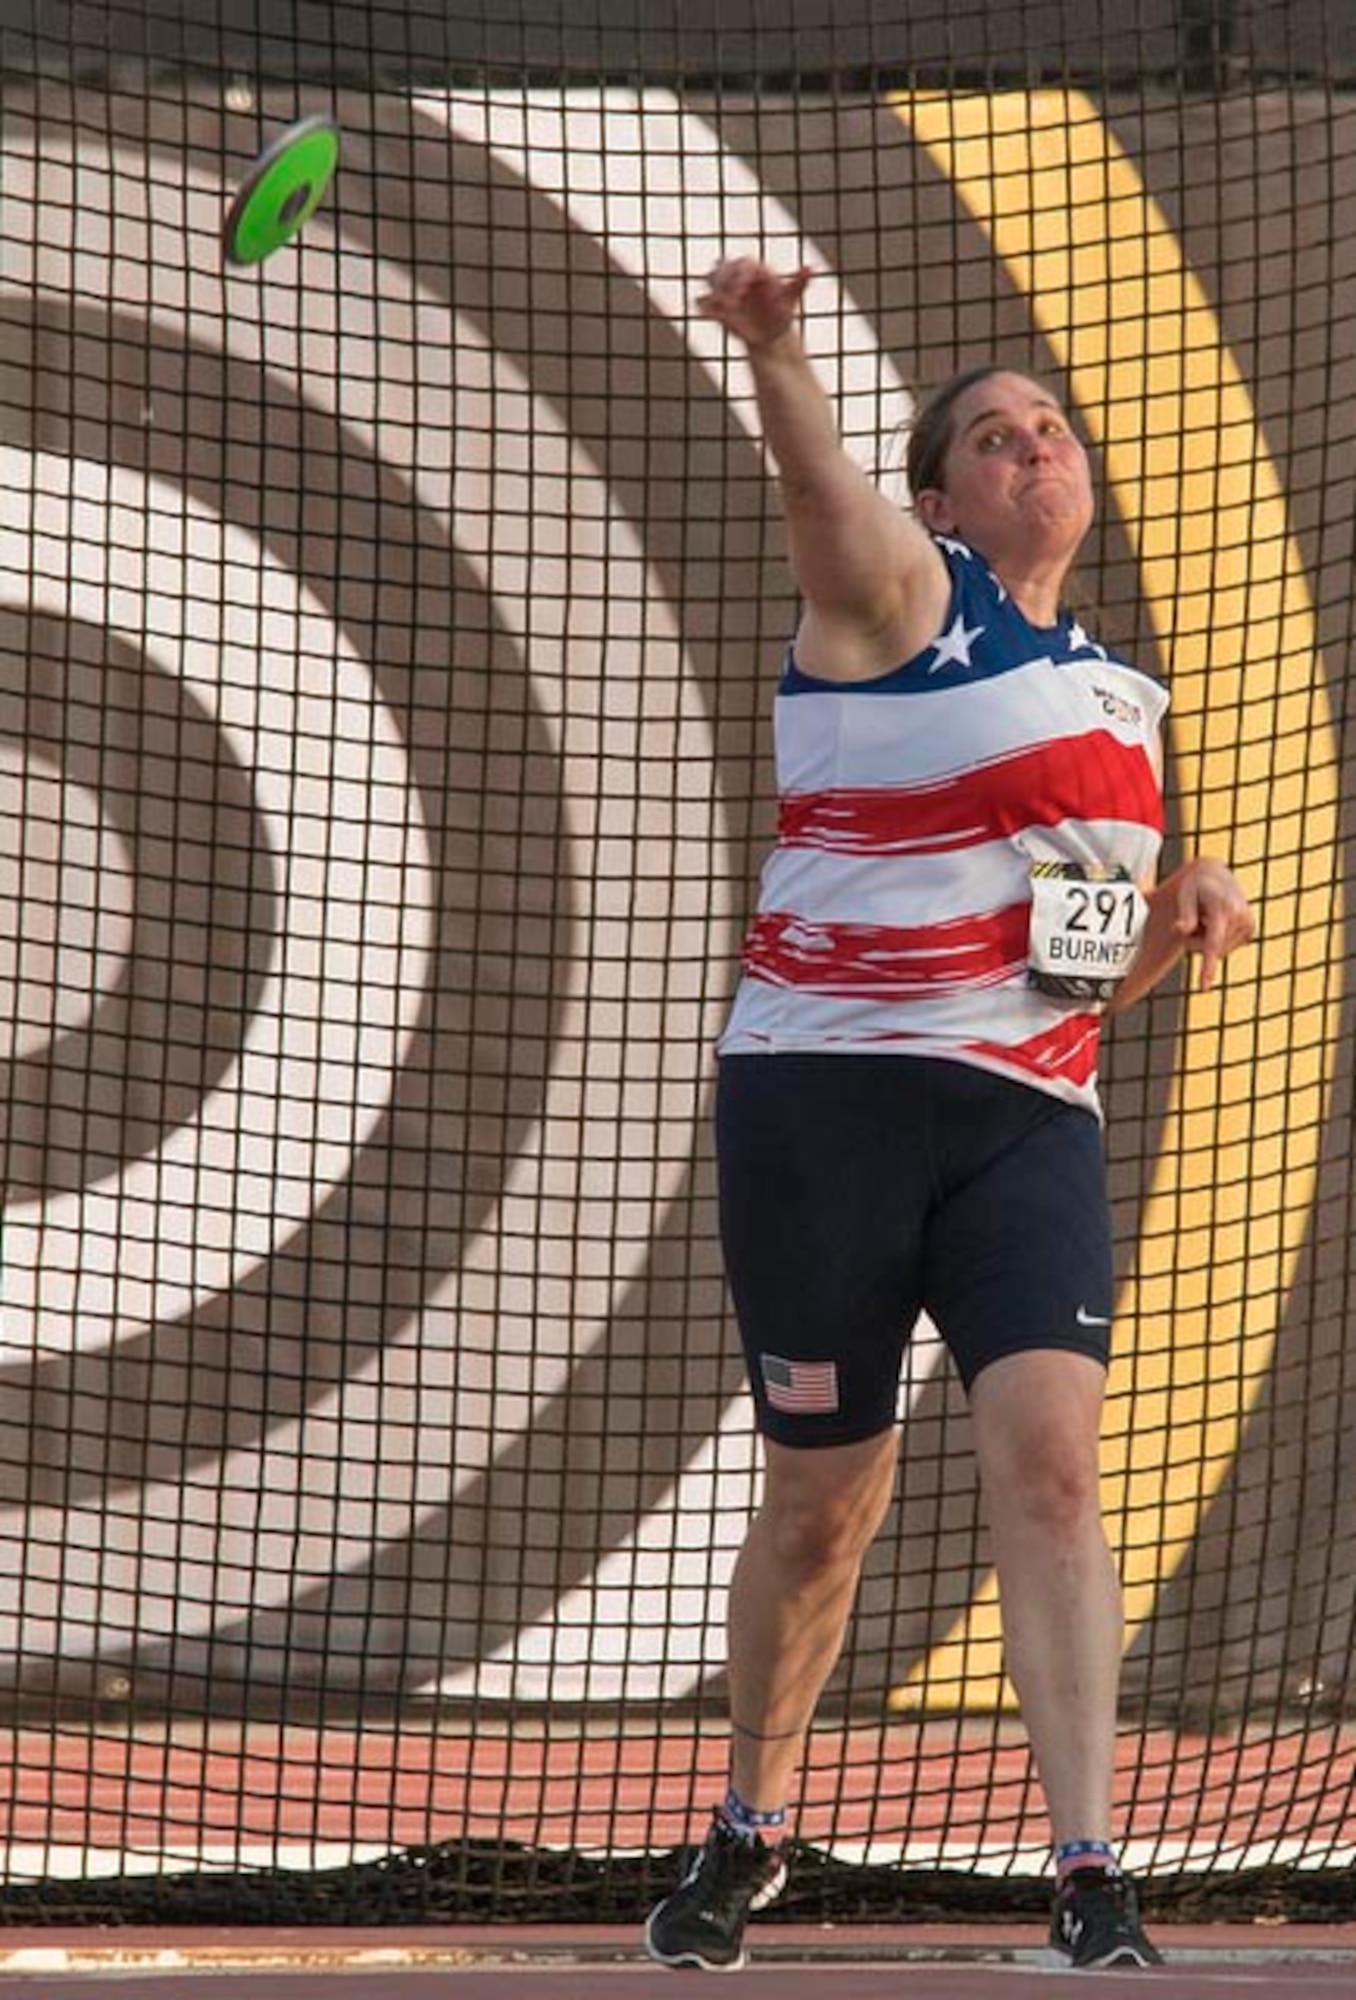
<box><xmin>1076</xmin><ymin>1306</ymin><xmax>1112</xmax><ymax>1327</ymax></box>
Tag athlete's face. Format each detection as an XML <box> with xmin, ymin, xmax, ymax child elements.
<box><xmin>914</xmin><ymin>372</ymin><xmax>1095</xmax><ymax>576</ymax></box>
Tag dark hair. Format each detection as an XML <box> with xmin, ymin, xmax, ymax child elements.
<box><xmin>905</xmin><ymin>364</ymin><xmax>1027</xmax><ymax>497</ymax></box>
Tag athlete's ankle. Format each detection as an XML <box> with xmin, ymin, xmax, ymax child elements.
<box><xmin>1054</xmin><ymin>1838</ymin><xmax>1119</xmax><ymax>1884</ymax></box>
<box><xmin>720</xmin><ymin>1786</ymin><xmax>787</xmax><ymax>1844</ymax></box>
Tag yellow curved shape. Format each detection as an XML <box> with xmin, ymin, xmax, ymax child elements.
<box><xmin>886</xmin><ymin>89</ymin><xmax>1341</xmax><ymax>1711</ymax></box>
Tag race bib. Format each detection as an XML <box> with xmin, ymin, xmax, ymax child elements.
<box><xmin>1027</xmin><ymin>861</ymin><xmax>1147</xmax><ymax>1002</ymax></box>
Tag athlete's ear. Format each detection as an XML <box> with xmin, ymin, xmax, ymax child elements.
<box><xmin>913</xmin><ymin>487</ymin><xmax>955</xmax><ymax>533</ymax></box>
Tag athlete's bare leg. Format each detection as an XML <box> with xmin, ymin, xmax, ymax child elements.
<box><xmin>726</xmin><ymin>1429</ymin><xmax>900</xmax><ymax>1810</ymax></box>
<box><xmin>969</xmin><ymin>1348</ymin><xmax>1123</xmax><ymax>1845</ymax></box>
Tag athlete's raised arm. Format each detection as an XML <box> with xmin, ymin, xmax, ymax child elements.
<box><xmin>697</xmin><ymin>258</ymin><xmax>949</xmax><ymax>680</ymax></box>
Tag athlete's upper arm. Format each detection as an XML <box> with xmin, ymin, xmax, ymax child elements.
<box><xmin>784</xmin><ymin>469</ymin><xmax>951</xmax><ymax>678</ymax></box>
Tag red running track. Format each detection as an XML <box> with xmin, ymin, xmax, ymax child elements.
<box><xmin>1</xmin><ymin>1721</ymin><xmax>1352</xmax><ymax>1863</ymax></box>
<box><xmin>0</xmin><ymin>1927</ymin><xmax>1355</xmax><ymax>1995</ymax></box>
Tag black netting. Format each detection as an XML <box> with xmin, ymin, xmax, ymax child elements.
<box><xmin>0</xmin><ymin>0</ymin><xmax>1353</xmax><ymax>1927</ymax></box>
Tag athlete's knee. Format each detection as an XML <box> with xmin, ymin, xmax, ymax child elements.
<box><xmin>758</xmin><ymin>1492</ymin><xmax>874</xmax><ymax>1582</ymax></box>
<box><xmin>989</xmin><ymin>1431</ymin><xmax>1104</xmax><ymax>1540</ymax></box>
<box><xmin>759</xmin><ymin>1439</ymin><xmax>897</xmax><ymax>1579</ymax></box>
<box><xmin>971</xmin><ymin>1351</ymin><xmax>1107</xmax><ymax>1536</ymax></box>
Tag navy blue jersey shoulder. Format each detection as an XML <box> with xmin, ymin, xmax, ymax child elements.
<box><xmin>781</xmin><ymin>537</ymin><xmax>1163</xmax><ymax>697</ymax></box>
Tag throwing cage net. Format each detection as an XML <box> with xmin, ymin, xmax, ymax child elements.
<box><xmin>0</xmin><ymin>0</ymin><xmax>1354</xmax><ymax>1927</ymax></box>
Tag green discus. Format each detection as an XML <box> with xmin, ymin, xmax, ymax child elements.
<box><xmin>222</xmin><ymin>114</ymin><xmax>341</xmax><ymax>266</ymax></box>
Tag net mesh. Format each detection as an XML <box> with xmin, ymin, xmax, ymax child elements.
<box><xmin>0</xmin><ymin>0</ymin><xmax>1354</xmax><ymax>1927</ymax></box>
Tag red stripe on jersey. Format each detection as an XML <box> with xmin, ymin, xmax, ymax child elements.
<box><xmin>963</xmin><ymin>1012</ymin><xmax>1103</xmax><ymax>1088</ymax></box>
<box><xmin>743</xmin><ymin>903</ymin><xmax>1030</xmax><ymax>996</ymax></box>
<box><xmin>777</xmin><ymin>732</ymin><xmax>1163</xmax><ymax>857</ymax></box>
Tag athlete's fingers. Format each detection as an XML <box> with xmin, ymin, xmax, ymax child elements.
<box><xmin>780</xmin><ymin>264</ymin><xmax>814</xmax><ymax>310</ymax></box>
<box><xmin>1194</xmin><ymin>913</ymin><xmax>1226</xmax><ymax>991</ymax></box>
<box><xmin>1177</xmin><ymin>862</ymin><xmax>1256</xmax><ymax>990</ymax></box>
<box><xmin>696</xmin><ymin>259</ymin><xmax>813</xmax><ymax>341</ymax></box>
<box><xmin>1172</xmin><ymin>869</ymin><xmax>1203</xmax><ymax>940</ymax></box>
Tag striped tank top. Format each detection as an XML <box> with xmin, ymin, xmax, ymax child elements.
<box><xmin>717</xmin><ymin>538</ymin><xmax>1169</xmax><ymax>1117</ymax></box>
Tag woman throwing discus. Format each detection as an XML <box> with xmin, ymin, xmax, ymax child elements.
<box><xmin>645</xmin><ymin>259</ymin><xmax>1256</xmax><ymax>1974</ymax></box>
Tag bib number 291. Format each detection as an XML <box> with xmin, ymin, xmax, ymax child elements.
<box><xmin>1027</xmin><ymin>862</ymin><xmax>1146</xmax><ymax>1002</ymax></box>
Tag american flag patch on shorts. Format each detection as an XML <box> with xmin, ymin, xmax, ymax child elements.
<box><xmin>761</xmin><ymin>1353</ymin><xmax>840</xmax><ymax>1415</ymax></box>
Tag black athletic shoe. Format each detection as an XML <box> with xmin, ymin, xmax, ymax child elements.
<box><xmin>1050</xmin><ymin>1867</ymin><xmax>1164</xmax><ymax>1969</ymax></box>
<box><xmin>645</xmin><ymin>1813</ymin><xmax>789</xmax><ymax>1970</ymax></box>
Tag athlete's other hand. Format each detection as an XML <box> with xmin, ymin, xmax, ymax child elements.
<box><xmin>1166</xmin><ymin>856</ymin><xmax>1256</xmax><ymax>990</ymax></box>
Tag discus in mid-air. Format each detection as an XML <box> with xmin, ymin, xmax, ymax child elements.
<box><xmin>222</xmin><ymin>113</ymin><xmax>341</xmax><ymax>266</ymax></box>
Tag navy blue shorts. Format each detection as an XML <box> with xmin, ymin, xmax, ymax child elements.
<box><xmin>716</xmin><ymin>1054</ymin><xmax>1115</xmax><ymax>1448</ymax></box>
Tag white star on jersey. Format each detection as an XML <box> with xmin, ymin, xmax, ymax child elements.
<box><xmin>927</xmin><ymin>612</ymin><xmax>986</xmax><ymax>674</ymax></box>
<box><xmin>1067</xmin><ymin>620</ymin><xmax>1109</xmax><ymax>661</ymax></box>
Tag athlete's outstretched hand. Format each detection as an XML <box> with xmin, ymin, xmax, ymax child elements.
<box><xmin>697</xmin><ymin>258</ymin><xmax>813</xmax><ymax>351</ymax></box>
